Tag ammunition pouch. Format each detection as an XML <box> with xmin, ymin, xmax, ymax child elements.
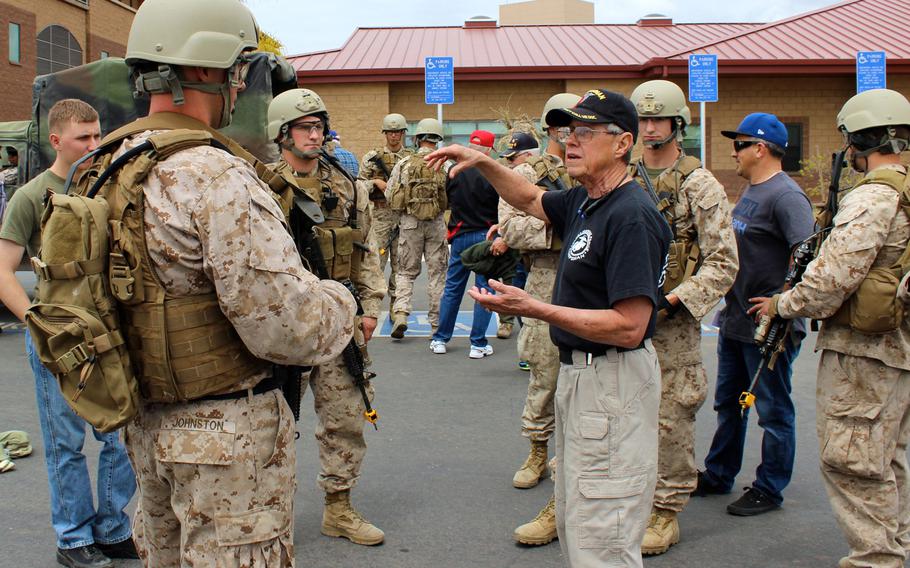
<box><xmin>662</xmin><ymin>239</ymin><xmax>701</xmax><ymax>294</ymax></box>
<box><xmin>314</xmin><ymin>225</ymin><xmax>364</xmax><ymax>281</ymax></box>
<box><xmin>404</xmin><ymin>157</ymin><xmax>446</xmax><ymax>220</ymax></box>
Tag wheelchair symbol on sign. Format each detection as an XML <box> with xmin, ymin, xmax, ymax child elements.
<box><xmin>427</xmin><ymin>60</ymin><xmax>436</xmax><ymax>69</ymax></box>
<box><xmin>858</xmin><ymin>54</ymin><xmax>868</xmax><ymax>64</ymax></box>
<box><xmin>690</xmin><ymin>58</ymin><xmax>700</xmax><ymax>67</ymax></box>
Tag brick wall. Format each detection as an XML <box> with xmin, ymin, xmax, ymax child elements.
<box><xmin>312</xmin><ymin>82</ymin><xmax>390</xmax><ymax>161</ymax></box>
<box><xmin>0</xmin><ymin>0</ymin><xmax>135</xmax><ymax>122</ymax></box>
<box><xmin>0</xmin><ymin>3</ymin><xmax>37</xmax><ymax>119</ymax></box>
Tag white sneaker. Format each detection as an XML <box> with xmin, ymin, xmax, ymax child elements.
<box><xmin>430</xmin><ymin>340</ymin><xmax>447</xmax><ymax>354</ymax></box>
<box><xmin>469</xmin><ymin>345</ymin><xmax>494</xmax><ymax>359</ymax></box>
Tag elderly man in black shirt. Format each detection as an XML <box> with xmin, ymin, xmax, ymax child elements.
<box><xmin>427</xmin><ymin>89</ymin><xmax>672</xmax><ymax>568</ymax></box>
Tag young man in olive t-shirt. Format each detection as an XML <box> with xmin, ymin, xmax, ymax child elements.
<box><xmin>0</xmin><ymin>99</ymin><xmax>137</xmax><ymax>568</ymax></box>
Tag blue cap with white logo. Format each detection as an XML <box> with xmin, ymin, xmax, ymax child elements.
<box><xmin>721</xmin><ymin>112</ymin><xmax>788</xmax><ymax>148</ymax></box>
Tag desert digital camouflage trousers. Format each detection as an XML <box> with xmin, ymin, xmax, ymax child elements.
<box><xmin>392</xmin><ymin>213</ymin><xmax>448</xmax><ymax>327</ymax></box>
<box><xmin>303</xmin><ymin>348</ymin><xmax>376</xmax><ymax>494</ymax></box>
<box><xmin>126</xmin><ymin>389</ymin><xmax>296</xmax><ymax>567</ymax></box>
<box><xmin>368</xmin><ymin>204</ymin><xmax>400</xmax><ymax>306</ymax></box>
<box><xmin>817</xmin><ymin>350</ymin><xmax>910</xmax><ymax>568</ymax></box>
<box><xmin>518</xmin><ymin>258</ymin><xmax>559</xmax><ymax>442</ymax></box>
<box><xmin>650</xmin><ymin>313</ymin><xmax>709</xmax><ymax>512</ymax></box>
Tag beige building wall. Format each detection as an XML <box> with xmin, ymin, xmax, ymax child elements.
<box><xmin>315</xmin><ymin>74</ymin><xmax>909</xmax><ymax>198</ymax></box>
<box><xmin>500</xmin><ymin>0</ymin><xmax>595</xmax><ymax>25</ymax></box>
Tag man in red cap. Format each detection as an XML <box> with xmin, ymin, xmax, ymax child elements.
<box><xmin>430</xmin><ymin>130</ymin><xmax>502</xmax><ymax>358</ymax></box>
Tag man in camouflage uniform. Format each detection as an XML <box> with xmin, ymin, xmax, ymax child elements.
<box><xmin>502</xmin><ymin>93</ymin><xmax>579</xmax><ymax>546</ymax></box>
<box><xmin>360</xmin><ymin>114</ymin><xmax>413</xmax><ymax>311</ymax></box>
<box><xmin>751</xmin><ymin>88</ymin><xmax>910</xmax><ymax>568</ymax></box>
<box><xmin>627</xmin><ymin>80</ymin><xmax>739</xmax><ymax>555</ymax></box>
<box><xmin>114</xmin><ymin>1</ymin><xmax>357</xmax><ymax>565</ymax></box>
<box><xmin>386</xmin><ymin>118</ymin><xmax>449</xmax><ymax>337</ymax></box>
<box><xmin>267</xmin><ymin>88</ymin><xmax>386</xmax><ymax>546</ymax></box>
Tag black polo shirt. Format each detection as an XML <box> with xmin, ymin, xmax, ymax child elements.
<box><xmin>541</xmin><ymin>181</ymin><xmax>672</xmax><ymax>353</ymax></box>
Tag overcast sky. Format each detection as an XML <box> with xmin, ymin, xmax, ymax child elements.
<box><xmin>245</xmin><ymin>0</ymin><xmax>837</xmax><ymax>56</ymax></box>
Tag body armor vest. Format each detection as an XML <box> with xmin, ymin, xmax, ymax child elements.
<box><xmin>632</xmin><ymin>154</ymin><xmax>702</xmax><ymax>293</ymax></box>
<box><xmin>526</xmin><ymin>154</ymin><xmax>571</xmax><ymax>252</ymax></box>
<box><xmin>287</xmin><ymin>160</ymin><xmax>365</xmax><ymax>282</ymax></box>
<box><xmin>391</xmin><ymin>154</ymin><xmax>447</xmax><ymax>220</ymax></box>
<box><xmin>78</xmin><ymin>113</ymin><xmax>287</xmax><ymax>402</ymax></box>
<box><xmin>828</xmin><ymin>167</ymin><xmax>910</xmax><ymax>333</ymax></box>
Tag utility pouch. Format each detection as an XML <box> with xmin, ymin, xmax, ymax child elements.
<box><xmin>831</xmin><ymin>267</ymin><xmax>904</xmax><ymax>334</ymax></box>
<box><xmin>25</xmin><ymin>192</ymin><xmax>139</xmax><ymax>432</ymax></box>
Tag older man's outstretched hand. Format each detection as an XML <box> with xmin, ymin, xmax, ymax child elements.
<box><xmin>425</xmin><ymin>144</ymin><xmax>488</xmax><ymax>179</ymax></box>
<box><xmin>468</xmin><ymin>279</ymin><xmax>538</xmax><ymax>317</ymax></box>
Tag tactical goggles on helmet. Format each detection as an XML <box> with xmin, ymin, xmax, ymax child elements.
<box><xmin>229</xmin><ymin>54</ymin><xmax>253</xmax><ymax>88</ymax></box>
<box><xmin>289</xmin><ymin>119</ymin><xmax>325</xmax><ymax>135</ymax></box>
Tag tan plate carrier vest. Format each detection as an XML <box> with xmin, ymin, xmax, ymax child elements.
<box><xmin>274</xmin><ymin>159</ymin><xmax>365</xmax><ymax>282</ymax></box>
<box><xmin>631</xmin><ymin>155</ymin><xmax>703</xmax><ymax>294</ymax></box>
<box><xmin>390</xmin><ymin>154</ymin><xmax>447</xmax><ymax>220</ymax></box>
<box><xmin>827</xmin><ymin>167</ymin><xmax>910</xmax><ymax>334</ymax></box>
<box><xmin>527</xmin><ymin>154</ymin><xmax>572</xmax><ymax>252</ymax></box>
<box><xmin>77</xmin><ymin>113</ymin><xmax>302</xmax><ymax>403</ymax></box>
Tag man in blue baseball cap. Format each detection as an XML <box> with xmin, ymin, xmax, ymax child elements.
<box><xmin>694</xmin><ymin>112</ymin><xmax>815</xmax><ymax>517</ymax></box>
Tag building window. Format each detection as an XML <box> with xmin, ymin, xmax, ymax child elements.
<box><xmin>100</xmin><ymin>51</ymin><xmax>109</xmax><ymax>59</ymax></box>
<box><xmin>37</xmin><ymin>25</ymin><xmax>83</xmax><ymax>75</ymax></box>
<box><xmin>782</xmin><ymin>123</ymin><xmax>803</xmax><ymax>172</ymax></box>
<box><xmin>681</xmin><ymin>121</ymin><xmax>702</xmax><ymax>160</ymax></box>
<box><xmin>8</xmin><ymin>23</ymin><xmax>20</xmax><ymax>64</ymax></box>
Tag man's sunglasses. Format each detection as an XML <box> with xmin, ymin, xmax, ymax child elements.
<box><xmin>733</xmin><ymin>140</ymin><xmax>763</xmax><ymax>153</ymax></box>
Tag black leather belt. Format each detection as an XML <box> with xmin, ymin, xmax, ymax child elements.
<box><xmin>558</xmin><ymin>342</ymin><xmax>645</xmax><ymax>364</ymax></box>
<box><xmin>195</xmin><ymin>375</ymin><xmax>283</xmax><ymax>402</ymax></box>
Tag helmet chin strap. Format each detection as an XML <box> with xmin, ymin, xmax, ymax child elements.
<box><xmin>643</xmin><ymin>118</ymin><xmax>684</xmax><ymax>150</ymax></box>
<box><xmin>180</xmin><ymin>78</ymin><xmax>233</xmax><ymax>129</ymax></box>
<box><xmin>280</xmin><ymin>137</ymin><xmax>320</xmax><ymax>160</ymax></box>
<box><xmin>134</xmin><ymin>63</ymin><xmax>234</xmax><ymax>128</ymax></box>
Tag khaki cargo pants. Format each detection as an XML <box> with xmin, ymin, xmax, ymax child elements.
<box><xmin>391</xmin><ymin>212</ymin><xmax>448</xmax><ymax>327</ymax></box>
<box><xmin>126</xmin><ymin>389</ymin><xmax>296</xmax><ymax>567</ymax></box>
<box><xmin>817</xmin><ymin>350</ymin><xmax>910</xmax><ymax>568</ymax></box>
<box><xmin>554</xmin><ymin>343</ymin><xmax>660</xmax><ymax>568</ymax></box>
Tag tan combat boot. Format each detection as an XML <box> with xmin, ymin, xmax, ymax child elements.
<box><xmin>513</xmin><ymin>440</ymin><xmax>548</xmax><ymax>488</ymax></box>
<box><xmin>496</xmin><ymin>321</ymin><xmax>513</xmax><ymax>339</ymax></box>
<box><xmin>390</xmin><ymin>312</ymin><xmax>408</xmax><ymax>339</ymax></box>
<box><xmin>321</xmin><ymin>490</ymin><xmax>385</xmax><ymax>546</ymax></box>
<box><xmin>513</xmin><ymin>495</ymin><xmax>557</xmax><ymax>545</ymax></box>
<box><xmin>641</xmin><ymin>508</ymin><xmax>679</xmax><ymax>556</ymax></box>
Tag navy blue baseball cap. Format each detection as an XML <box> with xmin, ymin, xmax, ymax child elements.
<box><xmin>721</xmin><ymin>113</ymin><xmax>788</xmax><ymax>148</ymax></box>
<box><xmin>500</xmin><ymin>132</ymin><xmax>539</xmax><ymax>158</ymax></box>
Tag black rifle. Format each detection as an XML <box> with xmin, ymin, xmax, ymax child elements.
<box><xmin>290</xmin><ymin>160</ymin><xmax>380</xmax><ymax>430</ymax></box>
<box><xmin>739</xmin><ymin>236</ymin><xmax>817</xmax><ymax>416</ymax></box>
<box><xmin>370</xmin><ymin>154</ymin><xmax>391</xmax><ymax>179</ymax></box>
<box><xmin>636</xmin><ymin>161</ymin><xmax>663</xmax><ymax>207</ymax></box>
<box><xmin>818</xmin><ymin>149</ymin><xmax>848</xmax><ymax>240</ymax></box>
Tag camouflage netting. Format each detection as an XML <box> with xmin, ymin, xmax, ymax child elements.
<box><xmin>28</xmin><ymin>52</ymin><xmax>297</xmax><ymax>180</ymax></box>
<box><xmin>491</xmin><ymin>103</ymin><xmax>540</xmax><ymax>154</ymax></box>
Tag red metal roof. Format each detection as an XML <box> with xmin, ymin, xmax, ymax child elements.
<box><xmin>290</xmin><ymin>22</ymin><xmax>759</xmax><ymax>82</ymax></box>
<box><xmin>658</xmin><ymin>0</ymin><xmax>910</xmax><ymax>73</ymax></box>
<box><xmin>289</xmin><ymin>0</ymin><xmax>910</xmax><ymax>82</ymax></box>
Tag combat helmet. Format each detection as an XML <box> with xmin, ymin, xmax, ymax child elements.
<box><xmin>267</xmin><ymin>88</ymin><xmax>329</xmax><ymax>142</ymax></box>
<box><xmin>414</xmin><ymin>118</ymin><xmax>444</xmax><ymax>142</ymax></box>
<box><xmin>630</xmin><ymin>80</ymin><xmax>691</xmax><ymax>148</ymax></box>
<box><xmin>382</xmin><ymin>113</ymin><xmax>408</xmax><ymax>132</ymax></box>
<box><xmin>541</xmin><ymin>93</ymin><xmax>581</xmax><ymax>130</ymax></box>
<box><xmin>125</xmin><ymin>0</ymin><xmax>259</xmax><ymax>128</ymax></box>
<box><xmin>837</xmin><ymin>89</ymin><xmax>910</xmax><ymax>156</ymax></box>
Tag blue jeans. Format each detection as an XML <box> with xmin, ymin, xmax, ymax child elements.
<box><xmin>702</xmin><ymin>333</ymin><xmax>799</xmax><ymax>505</ymax></box>
<box><xmin>25</xmin><ymin>330</ymin><xmax>135</xmax><ymax>549</ymax></box>
<box><xmin>432</xmin><ymin>230</ymin><xmax>493</xmax><ymax>347</ymax></box>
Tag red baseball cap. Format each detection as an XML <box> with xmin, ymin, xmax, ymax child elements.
<box><xmin>468</xmin><ymin>130</ymin><xmax>495</xmax><ymax>148</ymax></box>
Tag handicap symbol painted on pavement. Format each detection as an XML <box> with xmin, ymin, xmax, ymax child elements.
<box><xmin>376</xmin><ymin>311</ymin><xmax>498</xmax><ymax>338</ymax></box>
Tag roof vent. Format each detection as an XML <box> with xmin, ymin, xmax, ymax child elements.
<box><xmin>637</xmin><ymin>13</ymin><xmax>673</xmax><ymax>27</ymax></box>
<box><xmin>464</xmin><ymin>15</ymin><xmax>498</xmax><ymax>29</ymax></box>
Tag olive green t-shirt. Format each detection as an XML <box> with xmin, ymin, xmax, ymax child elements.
<box><xmin>0</xmin><ymin>169</ymin><xmax>65</xmax><ymax>258</ymax></box>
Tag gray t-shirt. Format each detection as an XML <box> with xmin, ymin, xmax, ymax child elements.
<box><xmin>719</xmin><ymin>172</ymin><xmax>815</xmax><ymax>343</ymax></box>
